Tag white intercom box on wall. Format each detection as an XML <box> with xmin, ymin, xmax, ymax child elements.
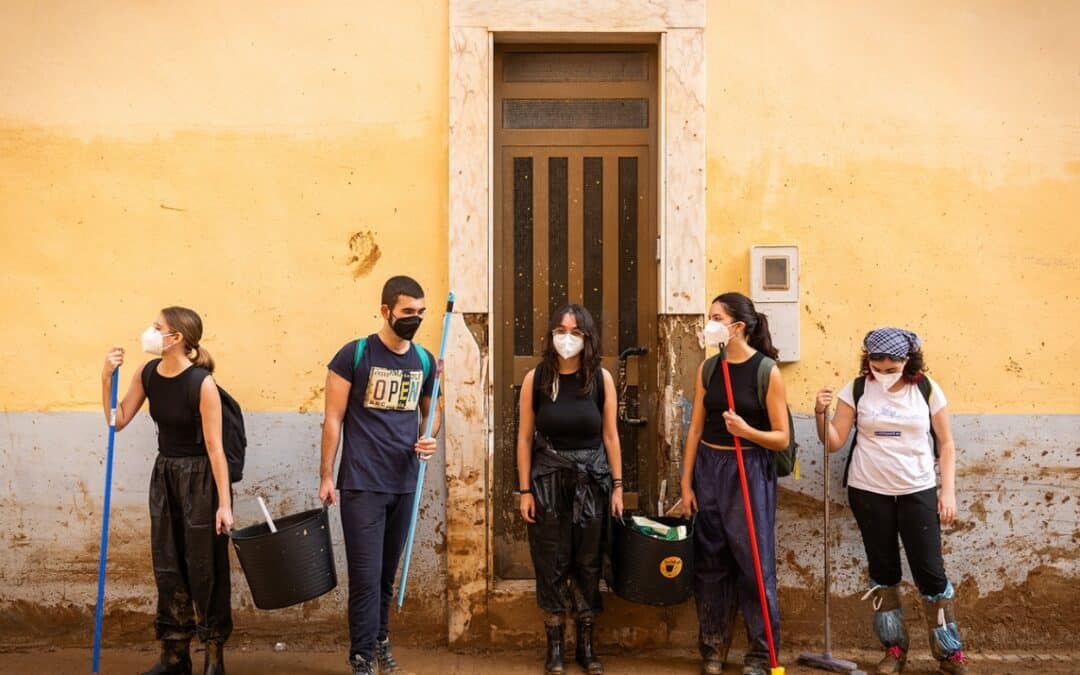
<box><xmin>749</xmin><ymin>245</ymin><xmax>800</xmax><ymax>362</ymax></box>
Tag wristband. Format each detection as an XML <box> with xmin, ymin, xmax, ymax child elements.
<box><xmin>518</xmin><ymin>488</ymin><xmax>531</xmax><ymax>495</ymax></box>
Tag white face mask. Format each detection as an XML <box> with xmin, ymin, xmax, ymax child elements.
<box><xmin>552</xmin><ymin>333</ymin><xmax>584</xmax><ymax>360</ymax></box>
<box><xmin>141</xmin><ymin>326</ymin><xmax>177</xmax><ymax>356</ymax></box>
<box><xmin>703</xmin><ymin>320</ymin><xmax>731</xmax><ymax>347</ymax></box>
<box><xmin>871</xmin><ymin>368</ymin><xmax>904</xmax><ymax>390</ymax></box>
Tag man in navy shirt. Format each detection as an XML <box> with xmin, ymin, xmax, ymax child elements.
<box><xmin>320</xmin><ymin>275</ymin><xmax>440</xmax><ymax>675</ymax></box>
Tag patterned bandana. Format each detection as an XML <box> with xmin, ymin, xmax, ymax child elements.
<box><xmin>863</xmin><ymin>327</ymin><xmax>921</xmax><ymax>359</ymax></box>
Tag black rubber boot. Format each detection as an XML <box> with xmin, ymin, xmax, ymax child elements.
<box><xmin>699</xmin><ymin>633</ymin><xmax>730</xmax><ymax>675</ymax></box>
<box><xmin>203</xmin><ymin>639</ymin><xmax>224</xmax><ymax>675</ymax></box>
<box><xmin>544</xmin><ymin>621</ymin><xmax>565</xmax><ymax>674</ymax></box>
<box><xmin>141</xmin><ymin>639</ymin><xmax>193</xmax><ymax>675</ymax></box>
<box><xmin>574</xmin><ymin>619</ymin><xmax>603</xmax><ymax>674</ymax></box>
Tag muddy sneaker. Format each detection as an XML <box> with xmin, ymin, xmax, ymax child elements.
<box><xmin>348</xmin><ymin>654</ymin><xmax>375</xmax><ymax>675</ymax></box>
<box><xmin>701</xmin><ymin>659</ymin><xmax>723</xmax><ymax>675</ymax></box>
<box><xmin>375</xmin><ymin>638</ymin><xmax>400</xmax><ymax>674</ymax></box>
<box><xmin>938</xmin><ymin>650</ymin><xmax>968</xmax><ymax>674</ymax></box>
<box><xmin>876</xmin><ymin>645</ymin><xmax>907</xmax><ymax>674</ymax></box>
<box><xmin>741</xmin><ymin>664</ymin><xmax>768</xmax><ymax>675</ymax></box>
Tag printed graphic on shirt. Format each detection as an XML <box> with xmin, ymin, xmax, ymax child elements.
<box><xmin>364</xmin><ymin>367</ymin><xmax>423</xmax><ymax>411</ymax></box>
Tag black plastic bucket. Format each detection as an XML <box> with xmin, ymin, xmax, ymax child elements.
<box><xmin>612</xmin><ymin>515</ymin><xmax>694</xmax><ymax>606</ymax></box>
<box><xmin>230</xmin><ymin>507</ymin><xmax>337</xmax><ymax>610</ymax></box>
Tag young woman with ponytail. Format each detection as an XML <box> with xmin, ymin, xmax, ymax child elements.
<box><xmin>680</xmin><ymin>292</ymin><xmax>789</xmax><ymax>675</ymax></box>
<box><xmin>101</xmin><ymin>306</ymin><xmax>232</xmax><ymax>675</ymax></box>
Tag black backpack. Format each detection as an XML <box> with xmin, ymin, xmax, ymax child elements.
<box><xmin>701</xmin><ymin>353</ymin><xmax>799</xmax><ymax>478</ymax></box>
<box><xmin>142</xmin><ymin>360</ymin><xmax>247</xmax><ymax>482</ymax></box>
<box><xmin>841</xmin><ymin>375</ymin><xmax>935</xmax><ymax>487</ymax></box>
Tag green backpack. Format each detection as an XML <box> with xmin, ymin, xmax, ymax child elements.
<box><xmin>701</xmin><ymin>353</ymin><xmax>799</xmax><ymax>478</ymax></box>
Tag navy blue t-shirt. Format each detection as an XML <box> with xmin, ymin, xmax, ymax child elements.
<box><xmin>328</xmin><ymin>334</ymin><xmax>437</xmax><ymax>493</ymax></box>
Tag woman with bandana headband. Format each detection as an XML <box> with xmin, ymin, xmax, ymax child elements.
<box><xmin>517</xmin><ymin>304</ymin><xmax>623</xmax><ymax>675</ymax></box>
<box><xmin>815</xmin><ymin>328</ymin><xmax>967</xmax><ymax>674</ymax></box>
<box><xmin>101</xmin><ymin>306</ymin><xmax>232</xmax><ymax>675</ymax></box>
<box><xmin>680</xmin><ymin>292</ymin><xmax>789</xmax><ymax>675</ymax></box>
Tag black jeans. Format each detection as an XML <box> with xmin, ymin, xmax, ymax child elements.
<box><xmin>149</xmin><ymin>454</ymin><xmax>232</xmax><ymax>642</ymax></box>
<box><xmin>340</xmin><ymin>490</ymin><xmax>412</xmax><ymax>660</ymax></box>
<box><xmin>848</xmin><ymin>486</ymin><xmax>948</xmax><ymax>597</ymax></box>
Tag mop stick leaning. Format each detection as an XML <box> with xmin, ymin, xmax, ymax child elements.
<box><xmin>717</xmin><ymin>342</ymin><xmax>784</xmax><ymax>675</ymax></box>
<box><xmin>798</xmin><ymin>405</ymin><xmax>864</xmax><ymax>673</ymax></box>
<box><xmin>396</xmin><ymin>291</ymin><xmax>455</xmax><ymax>609</ymax></box>
<box><xmin>91</xmin><ymin>369</ymin><xmax>119</xmax><ymax>674</ymax></box>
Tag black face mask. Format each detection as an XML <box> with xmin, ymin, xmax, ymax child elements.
<box><xmin>390</xmin><ymin>313</ymin><xmax>422</xmax><ymax>341</ymax></box>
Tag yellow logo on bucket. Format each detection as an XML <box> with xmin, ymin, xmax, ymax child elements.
<box><xmin>659</xmin><ymin>556</ymin><xmax>683</xmax><ymax>579</ymax></box>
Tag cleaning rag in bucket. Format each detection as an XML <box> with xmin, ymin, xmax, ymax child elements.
<box><xmin>629</xmin><ymin>515</ymin><xmax>688</xmax><ymax>541</ymax></box>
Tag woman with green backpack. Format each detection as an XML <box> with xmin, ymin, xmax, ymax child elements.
<box><xmin>680</xmin><ymin>292</ymin><xmax>790</xmax><ymax>675</ymax></box>
<box><xmin>815</xmin><ymin>328</ymin><xmax>966</xmax><ymax>674</ymax></box>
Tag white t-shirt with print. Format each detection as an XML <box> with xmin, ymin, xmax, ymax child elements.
<box><xmin>838</xmin><ymin>376</ymin><xmax>947</xmax><ymax>496</ymax></box>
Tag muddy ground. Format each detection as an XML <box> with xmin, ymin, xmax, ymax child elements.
<box><xmin>1</xmin><ymin>646</ymin><xmax>1076</xmax><ymax>674</ymax></box>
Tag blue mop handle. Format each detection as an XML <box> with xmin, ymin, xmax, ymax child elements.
<box><xmin>397</xmin><ymin>292</ymin><xmax>454</xmax><ymax>609</ymax></box>
<box><xmin>92</xmin><ymin>368</ymin><xmax>119</xmax><ymax>674</ymax></box>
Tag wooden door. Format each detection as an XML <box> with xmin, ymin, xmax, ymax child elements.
<box><xmin>492</xmin><ymin>46</ymin><xmax>658</xmax><ymax>578</ymax></box>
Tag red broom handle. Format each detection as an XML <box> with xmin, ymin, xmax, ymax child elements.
<box><xmin>719</xmin><ymin>355</ymin><xmax>779</xmax><ymax>669</ymax></box>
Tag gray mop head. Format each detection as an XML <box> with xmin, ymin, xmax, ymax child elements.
<box><xmin>796</xmin><ymin>651</ymin><xmax>865</xmax><ymax>674</ymax></box>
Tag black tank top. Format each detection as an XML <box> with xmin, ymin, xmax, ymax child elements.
<box><xmin>533</xmin><ymin>365</ymin><xmax>604</xmax><ymax>450</ymax></box>
<box><xmin>144</xmin><ymin>362</ymin><xmax>209</xmax><ymax>458</ymax></box>
<box><xmin>702</xmin><ymin>351</ymin><xmax>771</xmax><ymax>447</ymax></box>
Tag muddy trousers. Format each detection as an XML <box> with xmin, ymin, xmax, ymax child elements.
<box><xmin>526</xmin><ymin>449</ymin><xmax>610</xmax><ymax>617</ymax></box>
<box><xmin>340</xmin><ymin>490</ymin><xmax>412</xmax><ymax>661</ymax></box>
<box><xmin>692</xmin><ymin>445</ymin><xmax>780</xmax><ymax>666</ymax></box>
<box><xmin>149</xmin><ymin>454</ymin><xmax>232</xmax><ymax>642</ymax></box>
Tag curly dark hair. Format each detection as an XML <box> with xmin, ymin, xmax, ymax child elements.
<box><xmin>860</xmin><ymin>348</ymin><xmax>927</xmax><ymax>383</ymax></box>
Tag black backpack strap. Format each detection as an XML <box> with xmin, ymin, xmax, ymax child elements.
<box><xmin>916</xmin><ymin>376</ymin><xmax>939</xmax><ymax>458</ymax></box>
<box><xmin>841</xmin><ymin>376</ymin><xmax>866</xmax><ymax>488</ymax></box>
<box><xmin>188</xmin><ymin>367</ymin><xmax>212</xmax><ymax>445</ymax></box>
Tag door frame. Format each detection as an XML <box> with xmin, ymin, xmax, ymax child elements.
<box><xmin>446</xmin><ymin>1</ymin><xmax>706</xmax><ymax>646</ymax></box>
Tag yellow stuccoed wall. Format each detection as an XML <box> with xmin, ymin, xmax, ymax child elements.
<box><xmin>705</xmin><ymin>1</ymin><xmax>1080</xmax><ymax>414</ymax></box>
<box><xmin>2</xmin><ymin>1</ymin><xmax>1078</xmax><ymax>415</ymax></box>
<box><xmin>0</xmin><ymin>1</ymin><xmax>450</xmax><ymax>412</ymax></box>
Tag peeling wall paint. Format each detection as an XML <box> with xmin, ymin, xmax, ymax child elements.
<box><xmin>0</xmin><ymin>412</ymin><xmax>449</xmax><ymax>646</ymax></box>
<box><xmin>656</xmin><ymin>315</ymin><xmax>705</xmax><ymax>513</ymax></box>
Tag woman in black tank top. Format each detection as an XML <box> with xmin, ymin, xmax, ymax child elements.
<box><xmin>101</xmin><ymin>306</ymin><xmax>232</xmax><ymax>675</ymax></box>
<box><xmin>679</xmin><ymin>293</ymin><xmax>791</xmax><ymax>675</ymax></box>
<box><xmin>516</xmin><ymin>304</ymin><xmax>623</xmax><ymax>675</ymax></box>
